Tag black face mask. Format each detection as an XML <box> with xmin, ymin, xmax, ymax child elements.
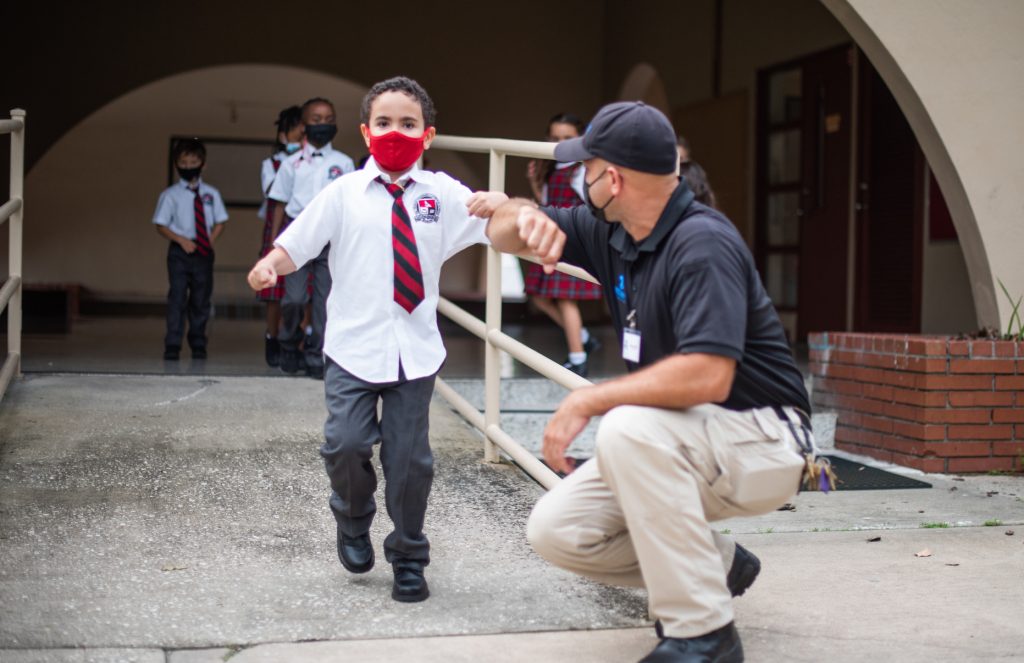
<box><xmin>177</xmin><ymin>165</ymin><xmax>202</xmax><ymax>182</ymax></box>
<box><xmin>305</xmin><ymin>124</ymin><xmax>337</xmax><ymax>147</ymax></box>
<box><xmin>583</xmin><ymin>168</ymin><xmax>614</xmax><ymax>222</ymax></box>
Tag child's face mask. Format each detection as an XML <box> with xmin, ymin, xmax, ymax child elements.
<box><xmin>305</xmin><ymin>124</ymin><xmax>337</xmax><ymax>147</ymax></box>
<box><xmin>284</xmin><ymin>142</ymin><xmax>302</xmax><ymax>154</ymax></box>
<box><xmin>177</xmin><ymin>165</ymin><xmax>202</xmax><ymax>182</ymax></box>
<box><xmin>369</xmin><ymin>130</ymin><xmax>431</xmax><ymax>173</ymax></box>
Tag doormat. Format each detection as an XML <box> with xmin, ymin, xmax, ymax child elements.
<box><xmin>821</xmin><ymin>455</ymin><xmax>932</xmax><ymax>491</ymax></box>
<box><xmin>541</xmin><ymin>455</ymin><xmax>932</xmax><ymax>491</ymax></box>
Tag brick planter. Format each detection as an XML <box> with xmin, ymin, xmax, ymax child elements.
<box><xmin>808</xmin><ymin>332</ymin><xmax>1024</xmax><ymax>473</ymax></box>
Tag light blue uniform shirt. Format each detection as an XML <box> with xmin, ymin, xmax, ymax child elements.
<box><xmin>152</xmin><ymin>178</ymin><xmax>229</xmax><ymax>239</ymax></box>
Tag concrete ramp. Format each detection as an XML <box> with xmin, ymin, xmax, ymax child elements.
<box><xmin>0</xmin><ymin>375</ymin><xmax>646</xmax><ymax>651</ymax></box>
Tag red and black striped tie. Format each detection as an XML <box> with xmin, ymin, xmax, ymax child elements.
<box><xmin>192</xmin><ymin>187</ymin><xmax>212</xmax><ymax>257</ymax></box>
<box><xmin>377</xmin><ymin>177</ymin><xmax>424</xmax><ymax>313</ymax></box>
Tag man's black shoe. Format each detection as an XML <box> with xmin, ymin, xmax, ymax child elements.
<box><xmin>163</xmin><ymin>346</ymin><xmax>180</xmax><ymax>361</ymax></box>
<box><xmin>640</xmin><ymin>622</ymin><xmax>743</xmax><ymax>663</ymax></box>
<box><xmin>337</xmin><ymin>530</ymin><xmax>374</xmax><ymax>574</ymax></box>
<box><xmin>727</xmin><ymin>544</ymin><xmax>760</xmax><ymax>598</ymax></box>
<box><xmin>391</xmin><ymin>559</ymin><xmax>429</xmax><ymax>603</ymax></box>
<box><xmin>191</xmin><ymin>347</ymin><xmax>207</xmax><ymax>360</ymax></box>
<box><xmin>265</xmin><ymin>336</ymin><xmax>281</xmax><ymax>367</ymax></box>
<box><xmin>306</xmin><ymin>363</ymin><xmax>325</xmax><ymax>380</ymax></box>
<box><xmin>280</xmin><ymin>349</ymin><xmax>301</xmax><ymax>374</ymax></box>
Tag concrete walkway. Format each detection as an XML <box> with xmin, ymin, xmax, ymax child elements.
<box><xmin>1</xmin><ymin>374</ymin><xmax>1023</xmax><ymax>662</ymax></box>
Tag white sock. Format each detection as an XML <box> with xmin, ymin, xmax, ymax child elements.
<box><xmin>568</xmin><ymin>352</ymin><xmax>587</xmax><ymax>365</ymax></box>
<box><xmin>581</xmin><ymin>327</ymin><xmax>591</xmax><ymax>344</ymax></box>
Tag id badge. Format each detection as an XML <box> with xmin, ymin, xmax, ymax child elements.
<box><xmin>622</xmin><ymin>328</ymin><xmax>641</xmax><ymax>363</ymax></box>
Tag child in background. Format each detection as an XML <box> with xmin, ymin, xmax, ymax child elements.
<box><xmin>525</xmin><ymin>113</ymin><xmax>603</xmax><ymax>377</ymax></box>
<box><xmin>257</xmin><ymin>106</ymin><xmax>304</xmax><ymax>367</ymax></box>
<box><xmin>680</xmin><ymin>160</ymin><xmax>718</xmax><ymax>208</ymax></box>
<box><xmin>153</xmin><ymin>138</ymin><xmax>228</xmax><ymax>361</ymax></box>
<box><xmin>248</xmin><ymin>76</ymin><xmax>507</xmax><ymax>603</ymax></box>
<box><xmin>267</xmin><ymin>97</ymin><xmax>355</xmax><ymax>379</ymax></box>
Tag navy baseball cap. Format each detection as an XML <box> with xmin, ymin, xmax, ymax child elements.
<box><xmin>554</xmin><ymin>101</ymin><xmax>678</xmax><ymax>175</ymax></box>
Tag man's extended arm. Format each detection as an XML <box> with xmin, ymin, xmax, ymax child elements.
<box><xmin>486</xmin><ymin>198</ymin><xmax>565</xmax><ymax>274</ymax></box>
<box><xmin>543</xmin><ymin>353</ymin><xmax>737</xmax><ymax>473</ymax></box>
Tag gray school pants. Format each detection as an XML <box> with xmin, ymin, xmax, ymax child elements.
<box><xmin>280</xmin><ymin>245</ymin><xmax>330</xmax><ymax>370</ymax></box>
<box><xmin>322</xmin><ymin>358</ymin><xmax>437</xmax><ymax>564</ymax></box>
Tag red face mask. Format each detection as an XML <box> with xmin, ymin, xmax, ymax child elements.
<box><xmin>368</xmin><ymin>129</ymin><xmax>431</xmax><ymax>172</ymax></box>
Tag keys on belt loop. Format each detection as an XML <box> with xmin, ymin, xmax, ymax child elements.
<box><xmin>772</xmin><ymin>405</ymin><xmax>837</xmax><ymax>494</ymax></box>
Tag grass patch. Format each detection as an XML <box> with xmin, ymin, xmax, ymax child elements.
<box><xmin>984</xmin><ymin>519</ymin><xmax>1003</xmax><ymax>527</ymax></box>
<box><xmin>920</xmin><ymin>522</ymin><xmax>950</xmax><ymax>529</ymax></box>
<box><xmin>719</xmin><ymin>528</ymin><xmax>731</xmax><ymax>535</ymax></box>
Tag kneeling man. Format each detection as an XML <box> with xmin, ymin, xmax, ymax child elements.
<box><xmin>485</xmin><ymin>102</ymin><xmax>815</xmax><ymax>663</ymax></box>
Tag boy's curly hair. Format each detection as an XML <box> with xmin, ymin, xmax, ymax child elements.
<box><xmin>360</xmin><ymin>76</ymin><xmax>436</xmax><ymax>127</ymax></box>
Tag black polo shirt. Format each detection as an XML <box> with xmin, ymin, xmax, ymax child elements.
<box><xmin>542</xmin><ymin>182</ymin><xmax>810</xmax><ymax>414</ymax></box>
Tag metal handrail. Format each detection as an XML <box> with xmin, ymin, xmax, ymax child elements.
<box><xmin>1</xmin><ymin>109</ymin><xmax>26</xmax><ymax>402</ymax></box>
<box><xmin>431</xmin><ymin>134</ymin><xmax>600</xmax><ymax>488</ymax></box>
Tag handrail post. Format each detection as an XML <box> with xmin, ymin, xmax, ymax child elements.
<box><xmin>483</xmin><ymin>148</ymin><xmax>505</xmax><ymax>463</ymax></box>
<box><xmin>8</xmin><ymin>108</ymin><xmax>25</xmax><ymax>377</ymax></box>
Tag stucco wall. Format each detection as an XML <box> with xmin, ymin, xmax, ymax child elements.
<box><xmin>823</xmin><ymin>0</ymin><xmax>1024</xmax><ymax>330</ymax></box>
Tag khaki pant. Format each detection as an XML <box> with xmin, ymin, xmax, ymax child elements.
<box><xmin>527</xmin><ymin>403</ymin><xmax>808</xmax><ymax>638</ymax></box>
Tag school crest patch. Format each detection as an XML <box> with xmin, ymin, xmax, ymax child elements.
<box><xmin>202</xmin><ymin>193</ymin><xmax>214</xmax><ymax>205</ymax></box>
<box><xmin>413</xmin><ymin>194</ymin><xmax>440</xmax><ymax>223</ymax></box>
<box><xmin>328</xmin><ymin>165</ymin><xmax>343</xmax><ymax>180</ymax></box>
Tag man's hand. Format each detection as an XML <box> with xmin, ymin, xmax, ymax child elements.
<box><xmin>179</xmin><ymin>238</ymin><xmax>197</xmax><ymax>254</ymax></box>
<box><xmin>517</xmin><ymin>206</ymin><xmax>566</xmax><ymax>274</ymax></box>
<box><xmin>466</xmin><ymin>191</ymin><xmax>510</xmax><ymax>219</ymax></box>
<box><xmin>543</xmin><ymin>390</ymin><xmax>593</xmax><ymax>474</ymax></box>
<box><xmin>248</xmin><ymin>260</ymin><xmax>278</xmax><ymax>291</ymax></box>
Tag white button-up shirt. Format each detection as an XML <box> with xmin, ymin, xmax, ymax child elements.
<box><xmin>275</xmin><ymin>158</ymin><xmax>490</xmax><ymax>383</ymax></box>
<box><xmin>268</xmin><ymin>142</ymin><xmax>356</xmax><ymax>218</ymax></box>
<box><xmin>152</xmin><ymin>178</ymin><xmax>229</xmax><ymax>238</ymax></box>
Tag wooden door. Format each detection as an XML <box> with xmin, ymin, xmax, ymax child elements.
<box><xmin>854</xmin><ymin>54</ymin><xmax>924</xmax><ymax>332</ymax></box>
<box><xmin>755</xmin><ymin>45</ymin><xmax>853</xmax><ymax>342</ymax></box>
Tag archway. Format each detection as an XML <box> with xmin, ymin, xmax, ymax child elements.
<box><xmin>822</xmin><ymin>0</ymin><xmax>1023</xmax><ymax>329</ymax></box>
<box><xmin>19</xmin><ymin>63</ymin><xmax>478</xmax><ymax>304</ymax></box>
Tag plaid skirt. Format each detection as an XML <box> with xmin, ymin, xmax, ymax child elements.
<box><xmin>256</xmin><ymin>204</ymin><xmax>286</xmax><ymax>301</ymax></box>
<box><xmin>523</xmin><ymin>262</ymin><xmax>603</xmax><ymax>300</ymax></box>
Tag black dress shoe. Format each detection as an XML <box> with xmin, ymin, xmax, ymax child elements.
<box><xmin>639</xmin><ymin>622</ymin><xmax>743</xmax><ymax>663</ymax></box>
<box><xmin>191</xmin><ymin>347</ymin><xmax>207</xmax><ymax>360</ymax></box>
<box><xmin>280</xmin><ymin>349</ymin><xmax>301</xmax><ymax>374</ymax></box>
<box><xmin>337</xmin><ymin>530</ymin><xmax>374</xmax><ymax>574</ymax></box>
<box><xmin>727</xmin><ymin>544</ymin><xmax>760</xmax><ymax>597</ymax></box>
<box><xmin>163</xmin><ymin>346</ymin><xmax>180</xmax><ymax>361</ymax></box>
<box><xmin>391</xmin><ymin>559</ymin><xmax>429</xmax><ymax>603</ymax></box>
<box><xmin>265</xmin><ymin>336</ymin><xmax>281</xmax><ymax>367</ymax></box>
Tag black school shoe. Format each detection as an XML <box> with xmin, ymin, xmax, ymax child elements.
<box><xmin>191</xmin><ymin>347</ymin><xmax>207</xmax><ymax>360</ymax></box>
<box><xmin>280</xmin><ymin>348</ymin><xmax>302</xmax><ymax>374</ymax></box>
<box><xmin>391</xmin><ymin>559</ymin><xmax>429</xmax><ymax>603</ymax></box>
<box><xmin>583</xmin><ymin>334</ymin><xmax>602</xmax><ymax>355</ymax></box>
<box><xmin>265</xmin><ymin>336</ymin><xmax>281</xmax><ymax>367</ymax></box>
<box><xmin>562</xmin><ymin>358</ymin><xmax>588</xmax><ymax>377</ymax></box>
<box><xmin>639</xmin><ymin>622</ymin><xmax>743</xmax><ymax>663</ymax></box>
<box><xmin>163</xmin><ymin>346</ymin><xmax>180</xmax><ymax>361</ymax></box>
<box><xmin>337</xmin><ymin>528</ymin><xmax>374</xmax><ymax>574</ymax></box>
<box><xmin>306</xmin><ymin>363</ymin><xmax>325</xmax><ymax>380</ymax></box>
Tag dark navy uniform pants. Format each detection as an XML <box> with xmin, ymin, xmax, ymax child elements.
<box><xmin>164</xmin><ymin>242</ymin><xmax>213</xmax><ymax>351</ymax></box>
